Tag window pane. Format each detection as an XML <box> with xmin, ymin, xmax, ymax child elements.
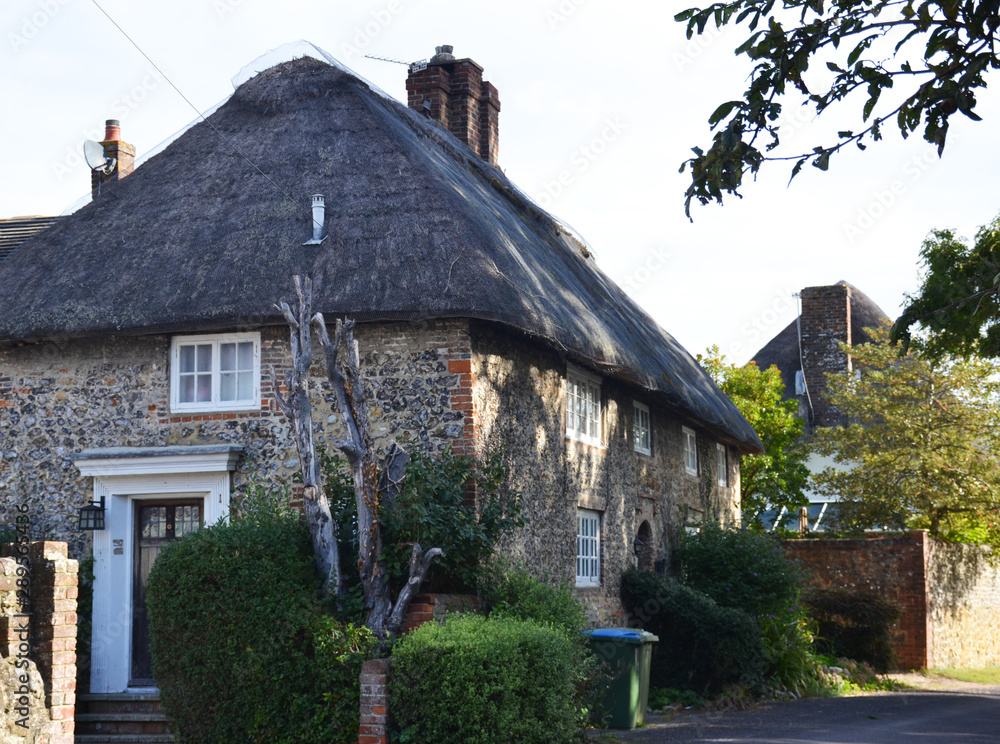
<box><xmin>196</xmin><ymin>344</ymin><xmax>212</xmax><ymax>373</ymax></box>
<box><xmin>237</xmin><ymin>370</ymin><xmax>253</xmax><ymax>400</ymax></box>
<box><xmin>220</xmin><ymin>343</ymin><xmax>236</xmax><ymax>372</ymax></box>
<box><xmin>196</xmin><ymin>373</ymin><xmax>212</xmax><ymax>402</ymax></box>
<box><xmin>237</xmin><ymin>342</ymin><xmax>253</xmax><ymax>370</ymax></box>
<box><xmin>175</xmin><ymin>505</ymin><xmax>201</xmax><ymax>538</ymax></box>
<box><xmin>180</xmin><ymin>375</ymin><xmax>195</xmax><ymax>403</ymax></box>
<box><xmin>179</xmin><ymin>345</ymin><xmax>195</xmax><ymax>374</ymax></box>
<box><xmin>220</xmin><ymin>371</ymin><xmax>235</xmax><ymax>401</ymax></box>
<box><xmin>142</xmin><ymin>506</ymin><xmax>167</xmax><ymax>539</ymax></box>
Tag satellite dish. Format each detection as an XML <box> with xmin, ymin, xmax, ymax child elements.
<box><xmin>83</xmin><ymin>140</ymin><xmax>116</xmax><ymax>174</ymax></box>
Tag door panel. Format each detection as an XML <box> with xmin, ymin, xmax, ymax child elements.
<box><xmin>131</xmin><ymin>500</ymin><xmax>201</xmax><ymax>685</ymax></box>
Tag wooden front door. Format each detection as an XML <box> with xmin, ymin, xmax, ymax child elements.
<box><xmin>131</xmin><ymin>500</ymin><xmax>202</xmax><ymax>685</ymax></box>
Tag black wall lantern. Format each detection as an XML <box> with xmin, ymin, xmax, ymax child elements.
<box><xmin>78</xmin><ymin>496</ymin><xmax>106</xmax><ymax>531</ymax></box>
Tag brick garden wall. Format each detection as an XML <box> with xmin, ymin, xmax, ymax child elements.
<box><xmin>0</xmin><ymin>540</ymin><xmax>77</xmax><ymax>744</ymax></box>
<box><xmin>786</xmin><ymin>531</ymin><xmax>1000</xmax><ymax>669</ymax></box>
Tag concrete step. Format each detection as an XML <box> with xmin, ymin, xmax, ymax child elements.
<box><xmin>77</xmin><ymin>714</ymin><xmax>169</xmax><ymax>722</ymax></box>
<box><xmin>76</xmin><ymin>693</ymin><xmax>174</xmax><ymax>740</ymax></box>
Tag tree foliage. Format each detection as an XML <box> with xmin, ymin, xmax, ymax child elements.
<box><xmin>893</xmin><ymin>213</ymin><xmax>1000</xmax><ymax>358</ymax></box>
<box><xmin>677</xmin><ymin>0</ymin><xmax>1000</xmax><ymax>217</ymax></box>
<box><xmin>810</xmin><ymin>325</ymin><xmax>1000</xmax><ymax>546</ymax></box>
<box><xmin>700</xmin><ymin>346</ymin><xmax>810</xmax><ymax>527</ymax></box>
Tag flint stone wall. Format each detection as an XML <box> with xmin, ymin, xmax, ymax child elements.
<box><xmin>470</xmin><ymin>323</ymin><xmax>740</xmax><ymax>624</ymax></box>
<box><xmin>0</xmin><ymin>320</ymin><xmax>476</xmax><ymax>558</ymax></box>
<box><xmin>0</xmin><ymin>318</ymin><xmax>741</xmax><ymax>629</ymax></box>
<box><xmin>926</xmin><ymin>538</ymin><xmax>1000</xmax><ymax>668</ymax></box>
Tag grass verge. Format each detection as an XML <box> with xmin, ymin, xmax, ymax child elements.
<box><xmin>930</xmin><ymin>666</ymin><xmax>1000</xmax><ymax>685</ymax></box>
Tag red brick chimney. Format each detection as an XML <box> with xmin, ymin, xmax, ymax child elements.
<box><xmin>406</xmin><ymin>45</ymin><xmax>501</xmax><ymax>166</ymax></box>
<box><xmin>91</xmin><ymin>119</ymin><xmax>136</xmax><ymax>198</ymax></box>
<box><xmin>799</xmin><ymin>284</ymin><xmax>853</xmax><ymax>429</ymax></box>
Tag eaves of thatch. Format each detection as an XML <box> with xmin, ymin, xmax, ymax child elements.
<box><xmin>0</xmin><ymin>56</ymin><xmax>761</xmax><ymax>453</ymax></box>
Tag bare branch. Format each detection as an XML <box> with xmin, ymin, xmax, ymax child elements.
<box><xmin>272</xmin><ymin>275</ymin><xmax>341</xmax><ymax>599</ymax></box>
<box><xmin>386</xmin><ymin>544</ymin><xmax>444</xmax><ymax>636</ymax></box>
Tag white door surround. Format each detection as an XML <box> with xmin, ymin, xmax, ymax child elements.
<box><xmin>74</xmin><ymin>445</ymin><xmax>242</xmax><ymax>693</ymax></box>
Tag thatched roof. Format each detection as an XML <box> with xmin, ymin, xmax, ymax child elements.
<box><xmin>0</xmin><ymin>57</ymin><xmax>760</xmax><ymax>451</ymax></box>
<box><xmin>751</xmin><ymin>281</ymin><xmax>888</xmax><ymax>396</ymax></box>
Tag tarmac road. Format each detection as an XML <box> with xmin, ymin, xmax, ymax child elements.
<box><xmin>597</xmin><ymin>678</ymin><xmax>1000</xmax><ymax>744</ymax></box>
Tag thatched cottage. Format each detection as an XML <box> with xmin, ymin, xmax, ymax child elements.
<box><xmin>0</xmin><ymin>45</ymin><xmax>760</xmax><ymax>694</ymax></box>
<box><xmin>750</xmin><ymin>281</ymin><xmax>888</xmax><ymax>530</ymax></box>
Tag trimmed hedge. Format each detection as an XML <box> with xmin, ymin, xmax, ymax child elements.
<box><xmin>803</xmin><ymin>588</ymin><xmax>900</xmax><ymax>672</ymax></box>
<box><xmin>146</xmin><ymin>511</ymin><xmax>375</xmax><ymax>744</ymax></box>
<box><xmin>390</xmin><ymin>614</ymin><xmax>586</xmax><ymax>744</ymax></box>
<box><xmin>478</xmin><ymin>563</ymin><xmax>587</xmax><ymax>634</ymax></box>
<box><xmin>621</xmin><ymin>569</ymin><xmax>766</xmax><ymax>695</ymax></box>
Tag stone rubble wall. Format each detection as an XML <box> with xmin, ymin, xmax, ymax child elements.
<box><xmin>926</xmin><ymin>539</ymin><xmax>1000</xmax><ymax>668</ymax></box>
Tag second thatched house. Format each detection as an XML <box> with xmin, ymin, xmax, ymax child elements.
<box><xmin>0</xmin><ymin>44</ymin><xmax>760</xmax><ymax>695</ymax></box>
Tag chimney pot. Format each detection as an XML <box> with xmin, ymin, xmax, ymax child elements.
<box><xmin>104</xmin><ymin>119</ymin><xmax>121</xmax><ymax>142</ymax></box>
<box><xmin>91</xmin><ymin>118</ymin><xmax>135</xmax><ymax>199</ymax></box>
<box><xmin>304</xmin><ymin>194</ymin><xmax>327</xmax><ymax>245</ymax></box>
<box><xmin>431</xmin><ymin>45</ymin><xmax>455</xmax><ymax>63</ymax></box>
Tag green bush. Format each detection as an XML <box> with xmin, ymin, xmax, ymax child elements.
<box><xmin>479</xmin><ymin>563</ymin><xmax>586</xmax><ymax>634</ymax></box>
<box><xmin>390</xmin><ymin>614</ymin><xmax>587</xmax><ymax>744</ymax></box>
<box><xmin>803</xmin><ymin>588</ymin><xmax>900</xmax><ymax>672</ymax></box>
<box><xmin>620</xmin><ymin>569</ymin><xmax>766</xmax><ymax>696</ymax></box>
<box><xmin>673</xmin><ymin>525</ymin><xmax>827</xmax><ymax>695</ymax></box>
<box><xmin>146</xmin><ymin>507</ymin><xmax>376</xmax><ymax>744</ymax></box>
<box><xmin>674</xmin><ymin>523</ymin><xmax>802</xmax><ymax>619</ymax></box>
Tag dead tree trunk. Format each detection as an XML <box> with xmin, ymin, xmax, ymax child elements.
<box><xmin>313</xmin><ymin>314</ymin><xmax>442</xmax><ymax>637</ymax></box>
<box><xmin>270</xmin><ymin>276</ymin><xmax>341</xmax><ymax>598</ymax></box>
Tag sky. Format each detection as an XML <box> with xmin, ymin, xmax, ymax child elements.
<box><xmin>3</xmin><ymin>0</ymin><xmax>999</xmax><ymax>365</ymax></box>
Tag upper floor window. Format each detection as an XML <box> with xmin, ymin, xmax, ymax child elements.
<box><xmin>682</xmin><ymin>426</ymin><xmax>698</xmax><ymax>476</ymax></box>
<box><xmin>170</xmin><ymin>333</ymin><xmax>261</xmax><ymax>412</ymax></box>
<box><xmin>633</xmin><ymin>401</ymin><xmax>651</xmax><ymax>455</ymax></box>
<box><xmin>566</xmin><ymin>364</ymin><xmax>602</xmax><ymax>447</ymax></box>
<box><xmin>716</xmin><ymin>443</ymin><xmax>728</xmax><ymax>487</ymax></box>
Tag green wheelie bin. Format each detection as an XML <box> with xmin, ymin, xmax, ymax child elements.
<box><xmin>584</xmin><ymin>628</ymin><xmax>659</xmax><ymax>729</ymax></box>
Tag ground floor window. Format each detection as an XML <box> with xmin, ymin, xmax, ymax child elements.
<box><xmin>576</xmin><ymin>508</ymin><xmax>601</xmax><ymax>587</ymax></box>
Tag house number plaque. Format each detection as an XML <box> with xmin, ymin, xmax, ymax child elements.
<box><xmin>113</xmin><ymin>539</ymin><xmax>124</xmax><ymax>555</ymax></box>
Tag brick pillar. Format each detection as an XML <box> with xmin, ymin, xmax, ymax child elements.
<box><xmin>359</xmin><ymin>658</ymin><xmax>390</xmax><ymax>744</ymax></box>
<box><xmin>799</xmin><ymin>284</ymin><xmax>852</xmax><ymax>429</ymax></box>
<box><xmin>30</xmin><ymin>540</ymin><xmax>78</xmax><ymax>744</ymax></box>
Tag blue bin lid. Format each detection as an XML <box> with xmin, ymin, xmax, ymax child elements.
<box><xmin>583</xmin><ymin>628</ymin><xmax>658</xmax><ymax>644</ymax></box>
